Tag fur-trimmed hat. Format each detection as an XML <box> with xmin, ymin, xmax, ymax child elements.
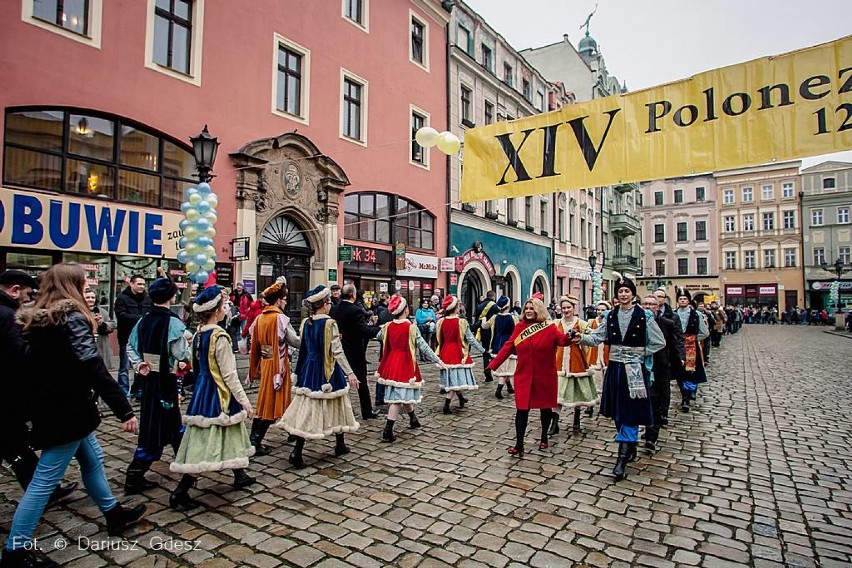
<box><xmin>388</xmin><ymin>295</ymin><xmax>407</xmax><ymax>315</ymax></box>
<box><xmin>304</xmin><ymin>285</ymin><xmax>330</xmax><ymax>305</ymax></box>
<box><xmin>442</xmin><ymin>295</ymin><xmax>459</xmax><ymax>312</ymax></box>
<box><xmin>675</xmin><ymin>286</ymin><xmax>692</xmax><ymax>302</ymax></box>
<box><xmin>532</xmin><ymin>292</ymin><xmax>544</xmax><ymax>300</ymax></box>
<box><xmin>596</xmin><ymin>300</ymin><xmax>612</xmax><ymax>310</ymax></box>
<box><xmin>612</xmin><ymin>271</ymin><xmax>637</xmax><ymax>296</ymax></box>
<box><xmin>262</xmin><ymin>281</ymin><xmax>286</xmax><ymax>303</ymax></box>
<box><xmin>193</xmin><ymin>285</ymin><xmax>224</xmax><ymax>313</ymax></box>
<box><xmin>561</xmin><ymin>294</ymin><xmax>580</xmax><ymax>306</ymax></box>
<box><xmin>496</xmin><ymin>295</ymin><xmax>510</xmax><ymax>310</ymax></box>
<box><xmin>149</xmin><ymin>276</ymin><xmax>178</xmax><ymax>304</ymax></box>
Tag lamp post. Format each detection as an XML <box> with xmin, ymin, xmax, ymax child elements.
<box><xmin>189</xmin><ymin>125</ymin><xmax>220</xmax><ymax>183</ymax></box>
<box><xmin>820</xmin><ymin>257</ymin><xmax>851</xmax><ymax>329</ymax></box>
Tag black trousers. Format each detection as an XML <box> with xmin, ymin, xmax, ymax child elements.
<box><xmin>647</xmin><ymin>378</ymin><xmax>670</xmax><ymax>442</ymax></box>
<box><xmin>354</xmin><ymin>366</ymin><xmax>373</xmax><ymax>417</ymax></box>
<box><xmin>0</xmin><ymin>419</ymin><xmax>39</xmax><ymax>490</ymax></box>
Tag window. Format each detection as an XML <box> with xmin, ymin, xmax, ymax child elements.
<box><xmin>3</xmin><ymin>107</ymin><xmax>194</xmax><ymax>210</ymax></box>
<box><xmin>676</xmin><ymin>222</ymin><xmax>687</xmax><ymax>242</ymax></box>
<box><xmin>569</xmin><ymin>212</ymin><xmax>575</xmax><ymax>242</ymax></box>
<box><xmin>654</xmin><ymin>224</ymin><xmax>665</xmax><ymax>243</ymax></box>
<box><xmin>743</xmin><ymin>214</ymin><xmax>755</xmax><ymax>231</ymax></box>
<box><xmin>782</xmin><ymin>182</ymin><xmax>794</xmax><ymax>198</ymax></box>
<box><xmin>522</xmin><ymin>79</ymin><xmax>532</xmax><ymax>101</ymax></box>
<box><xmin>536</xmin><ymin>90</ymin><xmax>545</xmax><ymax>112</ymax></box>
<box><xmin>838</xmin><ymin>207</ymin><xmax>850</xmax><ymax>224</ymax></box>
<box><xmin>811</xmin><ymin>208</ymin><xmax>824</xmax><ymax>226</ymax></box>
<box><xmin>485</xmin><ymin>200</ymin><xmax>496</xmax><ymax>219</ymax></box>
<box><xmin>343</xmin><ymin>0</ymin><xmax>364</xmax><ymax>26</ymax></box>
<box><xmin>153</xmin><ymin>0</ymin><xmax>193</xmax><ymax>74</ymax></box>
<box><xmin>696</xmin><ymin>257</ymin><xmax>708</xmax><ymax>275</ymax></box>
<box><xmin>457</xmin><ymin>24</ymin><xmax>472</xmax><ymax>55</ymax></box>
<box><xmin>655</xmin><ymin>259</ymin><xmax>666</xmax><ymax>276</ymax></box>
<box><xmin>724</xmin><ymin>216</ymin><xmax>736</xmax><ymax>232</ymax></box>
<box><xmin>763</xmin><ymin>212</ymin><xmax>774</xmax><ymax>230</ymax></box>
<box><xmin>763</xmin><ymin>249</ymin><xmax>776</xmax><ymax>268</ymax></box>
<box><xmin>460</xmin><ymin>85</ymin><xmax>472</xmax><ymax>125</ymax></box>
<box><xmin>695</xmin><ymin>220</ymin><xmax>707</xmax><ymax>241</ymax></box>
<box><xmin>507</xmin><ymin>198</ymin><xmax>516</xmax><ymax>225</ymax></box>
<box><xmin>723</xmin><ymin>188</ymin><xmax>734</xmax><ymax>204</ymax></box>
<box><xmin>677</xmin><ymin>258</ymin><xmax>688</xmax><ymax>275</ymax></box>
<box><xmin>783</xmin><ymin>210</ymin><xmax>795</xmax><ymax>229</ymax></box>
<box><xmin>539</xmin><ymin>201</ymin><xmax>547</xmax><ymax>234</ymax></box>
<box><xmin>276</xmin><ymin>43</ymin><xmax>305</xmax><ymax>118</ymax></box>
<box><xmin>654</xmin><ymin>191</ymin><xmax>663</xmax><ymax>206</ymax></box>
<box><xmin>761</xmin><ymin>184</ymin><xmax>774</xmax><ymax>200</ymax></box>
<box><xmin>823</xmin><ymin>177</ymin><xmax>836</xmax><ymax>189</ymax></box>
<box><xmin>813</xmin><ymin>247</ymin><xmax>825</xmax><ymax>266</ymax></box>
<box><xmin>344</xmin><ymin>193</ymin><xmax>434</xmax><ymax>250</ymax></box>
<box><xmin>674</xmin><ymin>189</ymin><xmax>683</xmax><ymax>204</ymax></box>
<box><xmin>742</xmin><ymin>187</ymin><xmax>753</xmax><ymax>202</ymax></box>
<box><xmin>32</xmin><ymin>0</ymin><xmax>89</xmax><ymax>35</ymax></box>
<box><xmin>784</xmin><ymin>248</ymin><xmax>797</xmax><ymax>268</ymax></box>
<box><xmin>410</xmin><ymin>16</ymin><xmax>425</xmax><ymax>66</ymax></box>
<box><xmin>558</xmin><ymin>203</ymin><xmax>565</xmax><ymax>241</ymax></box>
<box><xmin>481</xmin><ymin>44</ymin><xmax>493</xmax><ymax>72</ymax></box>
<box><xmin>525</xmin><ymin>197</ymin><xmax>532</xmax><ymax>228</ymax></box>
<box><xmin>341</xmin><ymin>73</ymin><xmax>366</xmax><ymax>143</ymax></box>
<box><xmin>725</xmin><ymin>251</ymin><xmax>736</xmax><ymax>270</ymax></box>
<box><xmin>744</xmin><ymin>250</ymin><xmax>756</xmax><ymax>269</ymax></box>
<box><xmin>503</xmin><ymin>63</ymin><xmax>514</xmax><ymax>87</ymax></box>
<box><xmin>840</xmin><ymin>246</ymin><xmax>852</xmax><ymax>264</ymax></box>
<box><xmin>695</xmin><ymin>186</ymin><xmax>706</xmax><ymax>201</ymax></box>
<box><xmin>484</xmin><ymin>100</ymin><xmax>494</xmax><ymax>125</ymax></box>
<box><xmin>410</xmin><ymin>109</ymin><xmax>427</xmax><ymax>165</ymax></box>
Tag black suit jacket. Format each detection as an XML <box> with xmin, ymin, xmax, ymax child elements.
<box><xmin>654</xmin><ymin>312</ymin><xmax>685</xmax><ymax>381</ymax></box>
<box><xmin>330</xmin><ymin>300</ymin><xmax>379</xmax><ymax>378</ymax></box>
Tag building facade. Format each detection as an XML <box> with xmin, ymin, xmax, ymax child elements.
<box><xmin>639</xmin><ymin>175</ymin><xmax>719</xmax><ymax>303</ymax></box>
<box><xmin>0</xmin><ymin>0</ymin><xmax>451</xmax><ymax>321</ymax></box>
<box><xmin>716</xmin><ymin>162</ymin><xmax>803</xmax><ymax>309</ymax></box>
<box><xmin>801</xmin><ymin>161</ymin><xmax>852</xmax><ymax>312</ymax></box>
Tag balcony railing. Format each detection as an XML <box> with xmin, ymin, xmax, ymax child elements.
<box><xmin>610</xmin><ymin>213</ymin><xmax>641</xmax><ymax>235</ymax></box>
<box><xmin>611</xmin><ymin>255</ymin><xmax>641</xmax><ymax>270</ymax></box>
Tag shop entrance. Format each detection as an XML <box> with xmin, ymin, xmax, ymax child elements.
<box><xmin>460</xmin><ymin>268</ymin><xmax>487</xmax><ymax>322</ymax></box>
<box><xmin>258</xmin><ymin>215</ymin><xmax>313</xmax><ymax>323</ymax></box>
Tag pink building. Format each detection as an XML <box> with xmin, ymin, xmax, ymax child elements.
<box><xmin>0</xmin><ymin>0</ymin><xmax>450</xmax><ymax>319</ymax></box>
<box><xmin>639</xmin><ymin>175</ymin><xmax>720</xmax><ymax>302</ymax></box>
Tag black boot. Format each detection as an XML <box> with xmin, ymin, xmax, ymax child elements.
<box><xmin>104</xmin><ymin>502</ymin><xmax>147</xmax><ymax>536</ymax></box>
<box><xmin>627</xmin><ymin>442</ymin><xmax>638</xmax><ymax>463</ymax></box>
<box><xmin>573</xmin><ymin>408</ymin><xmax>582</xmax><ymax>433</ymax></box>
<box><xmin>0</xmin><ymin>548</ymin><xmax>58</xmax><ymax>568</ymax></box>
<box><xmin>547</xmin><ymin>413</ymin><xmax>559</xmax><ymax>437</ymax></box>
<box><xmin>381</xmin><ymin>420</ymin><xmax>396</xmax><ymax>443</ymax></box>
<box><xmin>645</xmin><ymin>428</ymin><xmax>659</xmax><ymax>454</ymax></box>
<box><xmin>495</xmin><ymin>384</ymin><xmax>504</xmax><ymax>400</ymax></box>
<box><xmin>334</xmin><ymin>434</ymin><xmax>350</xmax><ymax>457</ymax></box>
<box><xmin>613</xmin><ymin>443</ymin><xmax>630</xmax><ymax>481</ymax></box>
<box><xmin>442</xmin><ymin>398</ymin><xmax>452</xmax><ymax>415</ymax></box>
<box><xmin>170</xmin><ymin>474</ymin><xmax>200</xmax><ymax>511</ymax></box>
<box><xmin>288</xmin><ymin>437</ymin><xmax>306</xmax><ymax>468</ymax></box>
<box><xmin>505</xmin><ymin>380</ymin><xmax>514</xmax><ymax>394</ymax></box>
<box><xmin>232</xmin><ymin>468</ymin><xmax>255</xmax><ymax>489</ymax></box>
<box><xmin>585</xmin><ymin>405</ymin><xmax>594</xmax><ymax>418</ymax></box>
<box><xmin>457</xmin><ymin>391</ymin><xmax>467</xmax><ymax>408</ymax></box>
<box><xmin>250</xmin><ymin>419</ymin><xmax>272</xmax><ymax>456</ymax></box>
<box><xmin>681</xmin><ymin>392</ymin><xmax>690</xmax><ymax>413</ymax></box>
<box><xmin>408</xmin><ymin>411</ymin><xmax>421</xmax><ymax>429</ymax></box>
<box><xmin>124</xmin><ymin>458</ymin><xmax>157</xmax><ymax>494</ymax></box>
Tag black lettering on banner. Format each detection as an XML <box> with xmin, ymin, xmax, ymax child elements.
<box><xmin>722</xmin><ymin>93</ymin><xmax>752</xmax><ymax>116</ymax></box>
<box><xmin>838</xmin><ymin>103</ymin><xmax>852</xmax><ymax>132</ymax></box>
<box><xmin>673</xmin><ymin>105</ymin><xmax>699</xmax><ymax>127</ymax></box>
<box><xmin>800</xmin><ymin>75</ymin><xmax>831</xmax><ymax>100</ymax></box>
<box><xmin>568</xmin><ymin>109</ymin><xmax>621</xmax><ymax>172</ymax></box>
<box><xmin>538</xmin><ymin>123</ymin><xmax>561</xmax><ymax>179</ymax></box>
<box><xmin>495</xmin><ymin>128</ymin><xmax>535</xmax><ymax>186</ymax></box>
<box><xmin>703</xmin><ymin>88</ymin><xmax>718</xmax><ymax>122</ymax></box>
<box><xmin>646</xmin><ymin>100</ymin><xmax>672</xmax><ymax>133</ymax></box>
<box><xmin>839</xmin><ymin>67</ymin><xmax>852</xmax><ymax>94</ymax></box>
<box><xmin>757</xmin><ymin>84</ymin><xmax>793</xmax><ymax>110</ymax></box>
<box><xmin>813</xmin><ymin>103</ymin><xmax>852</xmax><ymax>135</ymax></box>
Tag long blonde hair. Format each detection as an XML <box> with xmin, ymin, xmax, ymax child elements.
<box><xmin>19</xmin><ymin>263</ymin><xmax>96</xmax><ymax>332</ymax></box>
<box><xmin>523</xmin><ymin>298</ymin><xmax>550</xmax><ymax>323</ymax></box>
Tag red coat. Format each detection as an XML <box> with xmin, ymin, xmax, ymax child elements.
<box><xmin>489</xmin><ymin>320</ymin><xmax>573</xmax><ymax>410</ymax></box>
<box><xmin>241</xmin><ymin>299</ymin><xmax>265</xmax><ymax>337</ymax></box>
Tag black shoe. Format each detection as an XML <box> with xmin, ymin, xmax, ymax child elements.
<box><xmin>232</xmin><ymin>469</ymin><xmax>256</xmax><ymax>489</ymax></box>
<box><xmin>442</xmin><ymin>399</ymin><xmax>452</xmax><ymax>415</ymax></box>
<box><xmin>572</xmin><ymin>409</ymin><xmax>582</xmax><ymax>433</ymax></box>
<box><xmin>640</xmin><ymin>431</ymin><xmax>647</xmax><ymax>440</ymax></box>
<box><xmin>46</xmin><ymin>482</ymin><xmax>78</xmax><ymax>508</ymax></box>
<box><xmin>0</xmin><ymin>548</ymin><xmax>58</xmax><ymax>568</ymax></box>
<box><xmin>124</xmin><ymin>459</ymin><xmax>158</xmax><ymax>495</ymax></box>
<box><xmin>439</xmin><ymin>388</ymin><xmax>447</xmax><ymax>395</ymax></box>
<box><xmin>104</xmin><ymin>502</ymin><xmax>147</xmax><ymax>536</ymax></box>
<box><xmin>645</xmin><ymin>440</ymin><xmax>657</xmax><ymax>454</ymax></box>
<box><xmin>363</xmin><ymin>410</ymin><xmax>380</xmax><ymax>419</ymax></box>
<box><xmin>681</xmin><ymin>402</ymin><xmax>690</xmax><ymax>413</ymax></box>
<box><xmin>547</xmin><ymin>416</ymin><xmax>559</xmax><ymax>437</ymax></box>
<box><xmin>627</xmin><ymin>443</ymin><xmax>638</xmax><ymax>463</ymax></box>
<box><xmin>288</xmin><ymin>438</ymin><xmax>307</xmax><ymax>468</ymax></box>
<box><xmin>613</xmin><ymin>443</ymin><xmax>629</xmax><ymax>482</ymax></box>
<box><xmin>484</xmin><ymin>377</ymin><xmax>494</xmax><ymax>383</ymax></box>
<box><xmin>505</xmin><ymin>380</ymin><xmax>514</xmax><ymax>394</ymax></box>
<box><xmin>250</xmin><ymin>419</ymin><xmax>273</xmax><ymax>456</ymax></box>
<box><xmin>334</xmin><ymin>434</ymin><xmax>350</xmax><ymax>457</ymax></box>
<box><xmin>381</xmin><ymin>421</ymin><xmax>396</xmax><ymax>443</ymax></box>
<box><xmin>495</xmin><ymin>384</ymin><xmax>504</xmax><ymax>400</ymax></box>
<box><xmin>169</xmin><ymin>475</ymin><xmax>201</xmax><ymax>511</ymax></box>
<box><xmin>409</xmin><ymin>413</ymin><xmax>421</xmax><ymax>429</ymax></box>
<box><xmin>253</xmin><ymin>444</ymin><xmax>272</xmax><ymax>457</ymax></box>
<box><xmin>660</xmin><ymin>416</ymin><xmax>669</xmax><ymax>426</ymax></box>
<box><xmin>457</xmin><ymin>392</ymin><xmax>467</xmax><ymax>408</ymax></box>
<box><xmin>585</xmin><ymin>406</ymin><xmax>594</xmax><ymax>418</ymax></box>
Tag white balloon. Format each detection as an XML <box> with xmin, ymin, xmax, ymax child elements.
<box><xmin>415</xmin><ymin>126</ymin><xmax>440</xmax><ymax>148</ymax></box>
<box><xmin>436</xmin><ymin>131</ymin><xmax>461</xmax><ymax>155</ymax></box>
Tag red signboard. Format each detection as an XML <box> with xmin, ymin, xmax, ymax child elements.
<box><xmin>454</xmin><ymin>248</ymin><xmax>496</xmax><ymax>276</ymax></box>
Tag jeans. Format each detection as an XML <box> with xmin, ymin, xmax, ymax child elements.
<box><xmin>117</xmin><ymin>343</ymin><xmax>130</xmax><ymax>395</ymax></box>
<box><xmin>6</xmin><ymin>433</ymin><xmax>117</xmax><ymax>551</ymax></box>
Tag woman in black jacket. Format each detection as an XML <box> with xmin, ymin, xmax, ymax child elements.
<box><xmin>2</xmin><ymin>263</ymin><xmax>145</xmax><ymax>568</ymax></box>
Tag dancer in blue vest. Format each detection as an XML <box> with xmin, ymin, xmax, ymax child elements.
<box><xmin>577</xmin><ymin>273</ymin><xmax>665</xmax><ymax>481</ymax></box>
<box><xmin>125</xmin><ymin>273</ymin><xmax>191</xmax><ymax>494</ymax></box>
<box><xmin>482</xmin><ymin>295</ymin><xmax>518</xmax><ymax>399</ymax></box>
<box><xmin>673</xmin><ymin>287</ymin><xmax>709</xmax><ymax>413</ymax></box>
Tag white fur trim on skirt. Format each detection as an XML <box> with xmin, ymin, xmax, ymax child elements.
<box><xmin>183</xmin><ymin>410</ymin><xmax>248</xmax><ymax>427</ymax></box>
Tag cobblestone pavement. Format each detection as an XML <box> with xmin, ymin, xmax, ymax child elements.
<box><xmin>2</xmin><ymin>325</ymin><xmax>851</xmax><ymax>567</ymax></box>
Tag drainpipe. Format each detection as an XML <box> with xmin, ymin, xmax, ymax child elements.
<box><xmin>444</xmin><ymin>9</ymin><xmax>453</xmax><ymax>297</ymax></box>
<box><xmin>552</xmin><ymin>191</ymin><xmax>558</xmax><ymax>301</ymax></box>
<box><xmin>798</xmin><ymin>190</ymin><xmax>806</xmax><ymax>308</ymax></box>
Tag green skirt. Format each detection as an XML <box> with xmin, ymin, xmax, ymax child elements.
<box><xmin>171</xmin><ymin>421</ymin><xmax>255</xmax><ymax>474</ymax></box>
<box><xmin>556</xmin><ymin>371</ymin><xmax>599</xmax><ymax>409</ymax></box>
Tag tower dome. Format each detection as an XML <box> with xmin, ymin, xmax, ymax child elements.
<box><xmin>578</xmin><ymin>31</ymin><xmax>598</xmax><ymax>57</ymax></box>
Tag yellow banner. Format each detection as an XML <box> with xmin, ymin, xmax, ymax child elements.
<box><xmin>460</xmin><ymin>35</ymin><xmax>852</xmax><ymax>202</ymax></box>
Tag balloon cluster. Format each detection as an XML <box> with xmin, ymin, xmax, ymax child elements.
<box><xmin>414</xmin><ymin>127</ymin><xmax>461</xmax><ymax>155</ymax></box>
<box><xmin>591</xmin><ymin>270</ymin><xmax>604</xmax><ymax>305</ymax></box>
<box><xmin>176</xmin><ymin>182</ymin><xmax>218</xmax><ymax>284</ymax></box>
<box><xmin>829</xmin><ymin>280</ymin><xmax>840</xmax><ymax>305</ymax></box>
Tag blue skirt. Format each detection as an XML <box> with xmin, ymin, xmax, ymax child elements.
<box><xmin>599</xmin><ymin>362</ymin><xmax>653</xmax><ymax>426</ymax></box>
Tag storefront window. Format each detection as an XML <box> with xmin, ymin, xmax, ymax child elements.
<box><xmin>69</xmin><ymin>114</ymin><xmax>115</xmax><ymax>161</ymax></box>
<box><xmin>63</xmin><ymin>252</ymin><xmax>112</xmax><ymax>308</ymax></box>
<box><xmin>4</xmin><ymin>252</ymin><xmax>55</xmax><ymax>278</ymax></box>
<box><xmin>343</xmin><ymin>192</ymin><xmax>435</xmax><ymax>252</ymax></box>
<box><xmin>65</xmin><ymin>158</ymin><xmax>116</xmax><ymax>198</ymax></box>
<box><xmin>3</xmin><ymin>147</ymin><xmax>62</xmax><ymax>191</ymax></box>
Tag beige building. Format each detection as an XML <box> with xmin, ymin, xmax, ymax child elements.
<box><xmin>716</xmin><ymin>161</ymin><xmax>803</xmax><ymax>309</ymax></box>
<box><xmin>639</xmin><ymin>174</ymin><xmax>719</xmax><ymax>302</ymax></box>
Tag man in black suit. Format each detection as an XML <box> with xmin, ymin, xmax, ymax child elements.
<box><xmin>330</xmin><ymin>285</ymin><xmax>380</xmax><ymax>419</ymax></box>
<box><xmin>472</xmin><ymin>291</ymin><xmax>499</xmax><ymax>383</ymax></box>
<box><xmin>642</xmin><ymin>294</ymin><xmax>685</xmax><ymax>453</ymax></box>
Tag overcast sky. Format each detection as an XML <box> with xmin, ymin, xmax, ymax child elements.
<box><xmin>464</xmin><ymin>0</ymin><xmax>852</xmax><ymax>168</ymax></box>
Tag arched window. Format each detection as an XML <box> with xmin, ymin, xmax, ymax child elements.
<box><xmin>260</xmin><ymin>215</ymin><xmax>310</xmax><ymax>250</ymax></box>
<box><xmin>343</xmin><ymin>192</ymin><xmax>435</xmax><ymax>251</ymax></box>
<box><xmin>3</xmin><ymin>107</ymin><xmax>195</xmax><ymax>210</ymax></box>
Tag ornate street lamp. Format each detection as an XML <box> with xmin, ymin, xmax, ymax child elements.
<box><xmin>588</xmin><ymin>253</ymin><xmax>597</xmax><ymax>270</ymax></box>
<box><xmin>821</xmin><ymin>257</ymin><xmax>851</xmax><ymax>328</ymax></box>
<box><xmin>189</xmin><ymin>125</ymin><xmax>220</xmax><ymax>183</ymax></box>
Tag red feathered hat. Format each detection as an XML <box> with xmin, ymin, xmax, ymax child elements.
<box><xmin>532</xmin><ymin>292</ymin><xmax>544</xmax><ymax>300</ymax></box>
<box><xmin>442</xmin><ymin>295</ymin><xmax>459</xmax><ymax>312</ymax></box>
<box><xmin>388</xmin><ymin>295</ymin><xmax>407</xmax><ymax>316</ymax></box>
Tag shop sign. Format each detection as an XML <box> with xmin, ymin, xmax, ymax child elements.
<box><xmin>439</xmin><ymin>257</ymin><xmax>455</xmax><ymax>272</ymax></box>
<box><xmin>215</xmin><ymin>263</ymin><xmax>234</xmax><ymax>288</ymax></box>
<box><xmin>397</xmin><ymin>253</ymin><xmax>439</xmax><ymax>278</ymax></box>
<box><xmin>243</xmin><ymin>280</ymin><xmax>256</xmax><ymax>294</ymax></box>
<box><xmin>328</xmin><ymin>268</ymin><xmax>338</xmax><ymax>282</ymax></box>
<box><xmin>337</xmin><ymin>246</ymin><xmax>353</xmax><ymax>262</ymax></box>
<box><xmin>569</xmin><ymin>268</ymin><xmax>591</xmax><ymax>280</ymax></box>
<box><xmin>230</xmin><ymin>237</ymin><xmax>250</xmax><ymax>261</ymax></box>
<box><xmin>811</xmin><ymin>280</ymin><xmax>852</xmax><ymax>291</ymax></box>
<box><xmin>454</xmin><ymin>248</ymin><xmax>496</xmax><ymax>276</ymax></box>
<box><xmin>395</xmin><ymin>242</ymin><xmax>406</xmax><ymax>271</ymax></box>
<box><xmin>449</xmin><ymin>274</ymin><xmax>458</xmax><ymax>285</ymax></box>
<box><xmin>726</xmin><ymin>286</ymin><xmax>743</xmax><ymax>295</ymax></box>
<box><xmin>0</xmin><ymin>187</ymin><xmax>182</xmax><ymax>259</ymax></box>
<box><xmin>759</xmin><ymin>286</ymin><xmax>777</xmax><ymax>295</ymax></box>
<box><xmin>169</xmin><ymin>268</ymin><xmax>187</xmax><ymax>277</ymax></box>
<box><xmin>259</xmin><ymin>264</ymin><xmax>274</xmax><ymax>276</ymax></box>
<box><xmin>379</xmin><ymin>282</ymin><xmax>389</xmax><ymax>292</ymax></box>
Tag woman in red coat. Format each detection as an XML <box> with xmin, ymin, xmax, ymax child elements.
<box><xmin>489</xmin><ymin>297</ymin><xmax>575</xmax><ymax>457</ymax></box>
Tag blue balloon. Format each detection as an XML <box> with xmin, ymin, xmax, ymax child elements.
<box><xmin>184</xmin><ymin>187</ymin><xmax>198</xmax><ymax>201</ymax></box>
<box><xmin>179</xmin><ymin>219</ymin><xmax>190</xmax><ymax>231</ymax></box>
<box><xmin>196</xmin><ymin>236</ymin><xmax>212</xmax><ymax>248</ymax></box>
<box><xmin>176</xmin><ymin>250</ymin><xmax>190</xmax><ymax>264</ymax></box>
<box><xmin>178</xmin><ymin>237</ymin><xmax>188</xmax><ymax>249</ymax></box>
<box><xmin>195</xmin><ymin>218</ymin><xmax>211</xmax><ymax>232</ymax></box>
<box><xmin>194</xmin><ymin>253</ymin><xmax>209</xmax><ymax>266</ymax></box>
<box><xmin>197</xmin><ymin>200</ymin><xmax>211</xmax><ymax>214</ymax></box>
<box><xmin>192</xmin><ymin>269</ymin><xmax>210</xmax><ymax>283</ymax></box>
<box><xmin>180</xmin><ymin>201</ymin><xmax>193</xmax><ymax>213</ymax></box>
<box><xmin>197</xmin><ymin>182</ymin><xmax>212</xmax><ymax>196</ymax></box>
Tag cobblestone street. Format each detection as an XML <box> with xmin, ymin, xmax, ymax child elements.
<box><xmin>2</xmin><ymin>325</ymin><xmax>851</xmax><ymax>568</ymax></box>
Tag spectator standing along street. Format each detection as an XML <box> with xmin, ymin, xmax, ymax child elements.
<box><xmin>114</xmin><ymin>275</ymin><xmax>152</xmax><ymax>398</ymax></box>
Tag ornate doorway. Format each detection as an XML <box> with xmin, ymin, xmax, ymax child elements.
<box><xmin>257</xmin><ymin>214</ymin><xmax>313</xmax><ymax>322</ymax></box>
